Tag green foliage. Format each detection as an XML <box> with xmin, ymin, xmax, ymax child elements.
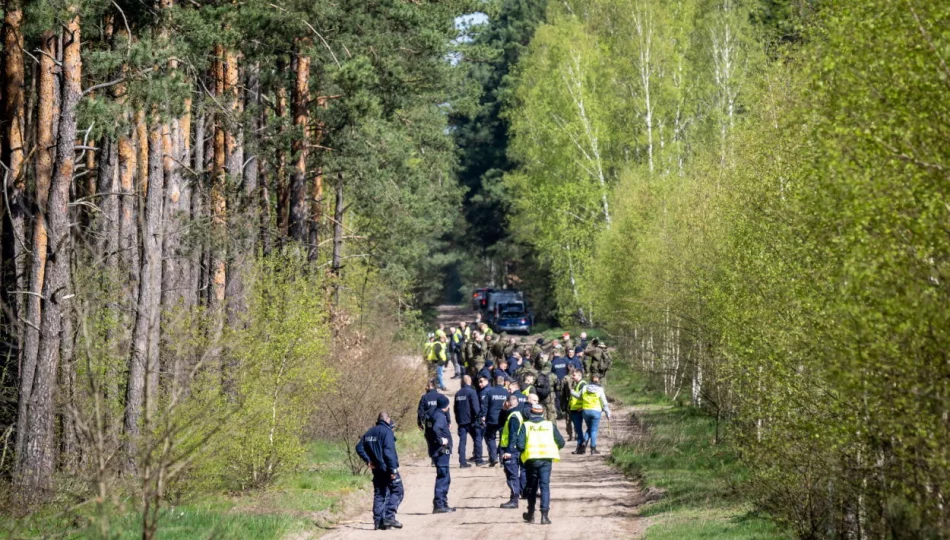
<box><xmin>193</xmin><ymin>255</ymin><xmax>332</xmax><ymax>491</ymax></box>
<box><xmin>610</xmin><ymin>362</ymin><xmax>789</xmax><ymax>540</ymax></box>
<box><xmin>507</xmin><ymin>0</ymin><xmax>950</xmax><ymax>536</ymax></box>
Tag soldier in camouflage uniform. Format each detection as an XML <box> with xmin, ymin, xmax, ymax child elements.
<box><xmin>585</xmin><ymin>338</ymin><xmax>612</xmax><ymax>384</ymax></box>
<box><xmin>490</xmin><ymin>333</ymin><xmax>508</xmax><ymax>364</ymax></box>
<box><xmin>535</xmin><ymin>357</ymin><xmax>559</xmax><ymax>423</ymax></box>
<box><xmin>470</xmin><ymin>333</ymin><xmax>487</xmax><ymax>378</ymax></box>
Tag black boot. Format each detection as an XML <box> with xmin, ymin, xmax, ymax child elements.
<box><xmin>540</xmin><ymin>511</ymin><xmax>551</xmax><ymax>525</ymax></box>
<box><xmin>500</xmin><ymin>499</ymin><xmax>519</xmax><ymax>509</ymax></box>
<box><xmin>522</xmin><ymin>510</ymin><xmax>535</xmax><ymax>523</ymax></box>
<box><xmin>590</xmin><ymin>447</ymin><xmax>600</xmax><ymax>455</ymax></box>
<box><xmin>383</xmin><ymin>518</ymin><xmax>403</xmax><ymax>529</ymax></box>
<box><xmin>572</xmin><ymin>445</ymin><xmax>586</xmax><ymax>455</ymax></box>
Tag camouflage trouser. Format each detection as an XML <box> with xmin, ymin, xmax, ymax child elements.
<box><xmin>541</xmin><ymin>395</ymin><xmax>557</xmax><ymax>422</ymax></box>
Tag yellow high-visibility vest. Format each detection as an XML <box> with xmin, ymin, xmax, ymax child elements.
<box><xmin>569</xmin><ymin>381</ymin><xmax>587</xmax><ymax>411</ymax></box>
<box><xmin>452</xmin><ymin>330</ymin><xmax>462</xmax><ymax>344</ymax></box>
<box><xmin>500</xmin><ymin>411</ymin><xmax>524</xmax><ymax>448</ymax></box>
<box><xmin>582</xmin><ymin>387</ymin><xmax>602</xmax><ymax>411</ymax></box>
<box><xmin>521</xmin><ymin>420</ymin><xmax>560</xmax><ymax>462</ymax></box>
<box><xmin>424</xmin><ymin>342</ymin><xmax>436</xmax><ymax>362</ymax></box>
<box><xmin>436</xmin><ymin>343</ymin><xmax>447</xmax><ymax>363</ymax></box>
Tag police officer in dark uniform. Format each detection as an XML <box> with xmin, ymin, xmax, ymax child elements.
<box><xmin>356</xmin><ymin>412</ymin><xmax>405</xmax><ymax>530</ymax></box>
<box><xmin>425</xmin><ymin>395</ymin><xmax>455</xmax><ymax>513</ymax></box>
<box><xmin>417</xmin><ymin>379</ymin><xmax>442</xmax><ymax>431</ymax></box>
<box><xmin>499</xmin><ymin>395</ymin><xmax>524</xmax><ymax>509</ymax></box>
<box><xmin>479</xmin><ymin>375</ymin><xmax>510</xmax><ymax>467</ymax></box>
<box><xmin>454</xmin><ymin>374</ymin><xmax>483</xmax><ymax>468</ymax></box>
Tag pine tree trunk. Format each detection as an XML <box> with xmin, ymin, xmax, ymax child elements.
<box><xmin>331</xmin><ymin>176</ymin><xmax>344</xmax><ymax>276</ymax></box>
<box><xmin>2</xmin><ymin>0</ymin><xmax>27</xmax><ymax>342</ymax></box>
<box><xmin>275</xmin><ymin>78</ymin><xmax>289</xmax><ymax>238</ymax></box>
<box><xmin>288</xmin><ymin>41</ymin><xmax>310</xmax><ymax>244</ymax></box>
<box><xmin>15</xmin><ymin>13</ymin><xmax>81</xmax><ymax>502</ymax></box>
<box><xmin>308</xmin><ymin>96</ymin><xmax>327</xmax><ymax>262</ymax></box>
<box><xmin>15</xmin><ymin>29</ymin><xmax>57</xmax><ymax>465</ymax></box>
<box><xmin>124</xmin><ymin>120</ymin><xmax>165</xmax><ymax>466</ymax></box>
<box><xmin>210</xmin><ymin>47</ymin><xmax>228</xmax><ymax>387</ymax></box>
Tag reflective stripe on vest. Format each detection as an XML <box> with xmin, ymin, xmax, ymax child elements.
<box><xmin>582</xmin><ymin>387</ymin><xmax>602</xmax><ymax>410</ymax></box>
<box><xmin>569</xmin><ymin>381</ymin><xmax>587</xmax><ymax>411</ymax></box>
<box><xmin>521</xmin><ymin>420</ymin><xmax>560</xmax><ymax>462</ymax></box>
<box><xmin>500</xmin><ymin>411</ymin><xmax>523</xmax><ymax>448</ymax></box>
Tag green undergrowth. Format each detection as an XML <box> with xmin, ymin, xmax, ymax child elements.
<box><xmin>2</xmin><ymin>437</ymin><xmax>428</xmax><ymax>539</ymax></box>
<box><xmin>608</xmin><ymin>362</ymin><xmax>790</xmax><ymax>540</ymax></box>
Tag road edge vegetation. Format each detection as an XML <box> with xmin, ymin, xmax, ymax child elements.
<box><xmin>608</xmin><ymin>361</ymin><xmax>790</xmax><ymax>540</ymax></box>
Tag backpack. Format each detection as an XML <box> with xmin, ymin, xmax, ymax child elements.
<box><xmin>535</xmin><ymin>373</ymin><xmax>552</xmax><ymax>400</ymax></box>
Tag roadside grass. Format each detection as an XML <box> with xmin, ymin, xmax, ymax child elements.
<box><xmin>608</xmin><ymin>362</ymin><xmax>790</xmax><ymax>540</ymax></box>
<box><xmin>0</xmin><ymin>437</ymin><xmax>416</xmax><ymax>539</ymax></box>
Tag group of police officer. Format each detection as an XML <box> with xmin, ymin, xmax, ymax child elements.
<box><xmin>355</xmin><ymin>317</ymin><xmax>613</xmax><ymax>531</ymax></box>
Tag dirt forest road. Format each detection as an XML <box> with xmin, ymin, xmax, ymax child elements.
<box><xmin>322</xmin><ymin>305</ymin><xmax>646</xmax><ymax>539</ymax></box>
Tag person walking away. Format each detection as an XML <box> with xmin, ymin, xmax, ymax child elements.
<box><xmin>417</xmin><ymin>379</ymin><xmax>442</xmax><ymax>431</ymax></box>
<box><xmin>454</xmin><ymin>375</ymin><xmax>484</xmax><ymax>468</ymax></box>
<box><xmin>586</xmin><ymin>338</ymin><xmax>612</xmax><ymax>385</ymax></box>
<box><xmin>434</xmin><ymin>335</ymin><xmax>449</xmax><ymax>391</ymax></box>
<box><xmin>499</xmin><ymin>395</ymin><xmax>525</xmax><ymax>508</ymax></box>
<box><xmin>473</xmin><ymin>375</ymin><xmax>491</xmax><ymax>465</ymax></box>
<box><xmin>581</xmin><ymin>375</ymin><xmax>611</xmax><ymax>454</ymax></box>
<box><xmin>517</xmin><ymin>404</ymin><xmax>565</xmax><ymax>525</ymax></box>
<box><xmin>568</xmin><ymin>370</ymin><xmax>588</xmax><ymax>453</ymax></box>
<box><xmin>471</xmin><ymin>333</ymin><xmax>487</xmax><ymax>378</ymax></box>
<box><xmin>356</xmin><ymin>412</ymin><xmax>405</xmax><ymax>530</ymax></box>
<box><xmin>479</xmin><ymin>374</ymin><xmax>510</xmax><ymax>466</ymax></box>
<box><xmin>436</xmin><ymin>323</ymin><xmax>447</xmax><ymax>341</ymax></box>
<box><xmin>450</xmin><ymin>326</ymin><xmax>464</xmax><ymax>379</ymax></box>
<box><xmin>425</xmin><ymin>395</ymin><xmax>455</xmax><ymax>513</ymax></box>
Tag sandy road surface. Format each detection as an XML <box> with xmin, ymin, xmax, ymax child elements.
<box><xmin>322</xmin><ymin>306</ymin><xmax>645</xmax><ymax>539</ymax></box>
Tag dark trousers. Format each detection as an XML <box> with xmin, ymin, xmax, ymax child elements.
<box><xmin>433</xmin><ymin>454</ymin><xmax>451</xmax><ymax>509</ymax></box>
<box><xmin>371</xmin><ymin>469</ymin><xmax>404</xmax><ymax>525</ymax></box>
<box><xmin>484</xmin><ymin>423</ymin><xmax>501</xmax><ymax>463</ymax></box>
<box><xmin>571</xmin><ymin>410</ymin><xmax>585</xmax><ymax>448</ymax></box>
<box><xmin>524</xmin><ymin>459</ymin><xmax>553</xmax><ymax>512</ymax></box>
<box><xmin>458</xmin><ymin>423</ymin><xmax>483</xmax><ymax>465</ymax></box>
<box><xmin>502</xmin><ymin>451</ymin><xmax>521</xmax><ymax>500</ymax></box>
